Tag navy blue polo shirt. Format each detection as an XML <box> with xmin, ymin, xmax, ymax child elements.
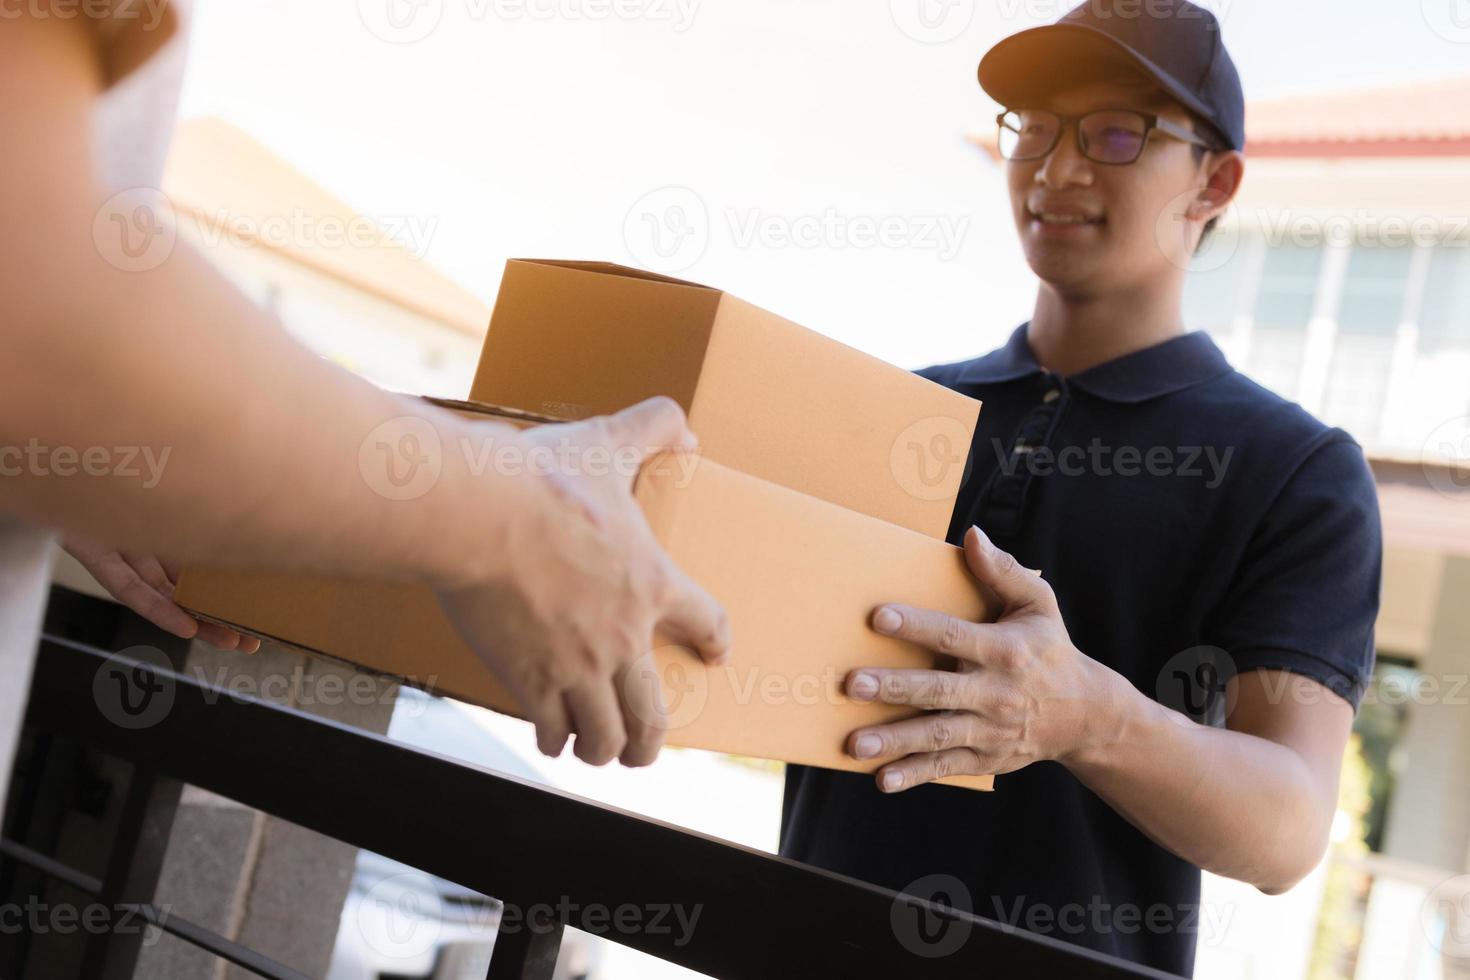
<box><xmin>780</xmin><ymin>323</ymin><xmax>1382</xmax><ymax>977</ymax></box>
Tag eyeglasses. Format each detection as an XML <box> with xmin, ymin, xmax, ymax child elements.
<box><xmin>996</xmin><ymin>108</ymin><xmax>1214</xmax><ymax>166</ymax></box>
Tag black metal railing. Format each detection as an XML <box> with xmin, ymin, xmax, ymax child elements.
<box><xmin>4</xmin><ymin>619</ymin><xmax>1179</xmax><ymax>979</ymax></box>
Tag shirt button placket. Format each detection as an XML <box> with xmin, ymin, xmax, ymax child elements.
<box><xmin>979</xmin><ymin>374</ymin><xmax>1067</xmax><ymax>539</ymax></box>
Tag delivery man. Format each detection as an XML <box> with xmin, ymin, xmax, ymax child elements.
<box><xmin>781</xmin><ymin>2</ymin><xmax>1382</xmax><ymax>975</ymax></box>
<box><xmin>0</xmin><ymin>1</ymin><xmax>729</xmax><ymax>819</ymax></box>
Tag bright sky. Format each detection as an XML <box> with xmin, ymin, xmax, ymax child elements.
<box><xmin>178</xmin><ymin>0</ymin><xmax>1470</xmax><ymax>371</ymax></box>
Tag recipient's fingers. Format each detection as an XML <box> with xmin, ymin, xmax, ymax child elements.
<box><xmin>606</xmin><ymin>397</ymin><xmax>696</xmax><ymax>457</ymax></box>
<box><xmin>617</xmin><ymin>653</ymin><xmax>668</xmax><ymax>767</ymax></box>
<box><xmin>654</xmin><ymin>562</ymin><xmax>731</xmax><ymax>665</ymax></box>
<box><xmin>565</xmin><ymin>682</ymin><xmax>628</xmax><ymax>766</ymax></box>
<box><xmin>89</xmin><ymin>553</ymin><xmax>199</xmax><ymax>640</ymax></box>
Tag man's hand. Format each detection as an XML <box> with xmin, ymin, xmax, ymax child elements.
<box><xmin>62</xmin><ymin>536</ymin><xmax>262</xmax><ymax>652</ymax></box>
<box><xmin>844</xmin><ymin>525</ymin><xmax>1108</xmax><ymax>792</ymax></box>
<box><xmin>435</xmin><ymin>397</ymin><xmax>731</xmax><ymax>769</ymax></box>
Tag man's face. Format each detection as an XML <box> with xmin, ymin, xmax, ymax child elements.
<box><xmin>1006</xmin><ymin>78</ymin><xmax>1208</xmax><ymax>297</ymax></box>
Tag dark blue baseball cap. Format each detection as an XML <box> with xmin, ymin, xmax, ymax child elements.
<box><xmin>978</xmin><ymin>0</ymin><xmax>1246</xmax><ymax>151</ymax></box>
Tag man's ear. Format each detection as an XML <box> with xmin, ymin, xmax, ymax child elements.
<box><xmin>1189</xmin><ymin>150</ymin><xmax>1245</xmax><ymax>223</ymax></box>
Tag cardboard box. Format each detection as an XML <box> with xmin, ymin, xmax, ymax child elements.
<box><xmin>470</xmin><ymin>259</ymin><xmax>980</xmax><ymax>540</ymax></box>
<box><xmin>177</xmin><ymin>401</ymin><xmax>996</xmax><ymax>791</ymax></box>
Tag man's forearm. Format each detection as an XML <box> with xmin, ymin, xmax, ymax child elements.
<box><xmin>1064</xmin><ymin>664</ymin><xmax>1338</xmax><ymax>894</ymax></box>
<box><xmin>0</xmin><ymin>34</ymin><xmax>527</xmax><ymax>589</ymax></box>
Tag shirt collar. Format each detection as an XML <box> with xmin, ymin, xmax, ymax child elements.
<box><xmin>954</xmin><ymin>323</ymin><xmax>1235</xmax><ymax>405</ymax></box>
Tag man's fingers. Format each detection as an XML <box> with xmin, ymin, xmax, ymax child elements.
<box><xmin>564</xmin><ymin>682</ymin><xmax>628</xmax><ymax>766</ymax></box>
<box><xmin>90</xmin><ymin>554</ymin><xmax>199</xmax><ymax>640</ymax></box>
<box><xmin>655</xmin><ymin>562</ymin><xmax>731</xmax><ymax>665</ymax></box>
<box><xmin>876</xmin><ymin>747</ymin><xmax>990</xmax><ymax>794</ymax></box>
<box><xmin>617</xmin><ymin>654</ymin><xmax>668</xmax><ymax>767</ymax></box>
<box><xmin>122</xmin><ymin>551</ymin><xmax>174</xmax><ymax>596</ymax></box>
<box><xmin>963</xmin><ymin>526</ymin><xmax>1054</xmax><ymax>612</ymax></box>
<box><xmin>846</xmin><ymin>667</ymin><xmax>976</xmax><ymax>709</ymax></box>
<box><xmin>524</xmin><ymin>691</ymin><xmax>572</xmax><ymax>759</ymax></box>
<box><xmin>606</xmin><ymin>396</ymin><xmax>697</xmax><ymax>456</ymax></box>
<box><xmin>846</xmin><ymin>710</ymin><xmax>991</xmax><ymax>761</ymax></box>
<box><xmin>870</xmin><ymin>604</ymin><xmax>984</xmax><ymax>662</ymax></box>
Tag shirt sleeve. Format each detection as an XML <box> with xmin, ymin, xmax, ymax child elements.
<box><xmin>1204</xmin><ymin>432</ymin><xmax>1383</xmax><ymax>710</ymax></box>
<box><xmin>88</xmin><ymin>0</ymin><xmax>180</xmax><ymax>89</ymax></box>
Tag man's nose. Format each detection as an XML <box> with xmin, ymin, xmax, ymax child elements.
<box><xmin>1035</xmin><ymin>125</ymin><xmax>1095</xmax><ymax>189</ymax></box>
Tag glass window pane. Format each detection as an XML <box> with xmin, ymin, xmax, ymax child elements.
<box><xmin>1337</xmin><ymin>245</ymin><xmax>1413</xmax><ymax>335</ymax></box>
<box><xmin>1419</xmin><ymin>246</ymin><xmax>1470</xmax><ymax>355</ymax></box>
<box><xmin>1247</xmin><ymin>243</ymin><xmax>1323</xmax><ymax>399</ymax></box>
<box><xmin>1183</xmin><ymin>235</ymin><xmax>1252</xmax><ymax>337</ymax></box>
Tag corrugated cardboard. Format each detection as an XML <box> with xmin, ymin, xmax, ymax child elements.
<box><xmin>177</xmin><ymin>401</ymin><xmax>997</xmax><ymax>791</ymax></box>
<box><xmin>470</xmin><ymin>259</ymin><xmax>981</xmax><ymax>540</ymax></box>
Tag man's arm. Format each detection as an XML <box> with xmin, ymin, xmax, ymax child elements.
<box><xmin>0</xmin><ymin>10</ymin><xmax>730</xmax><ymax>767</ymax></box>
<box><xmin>841</xmin><ymin>526</ymin><xmax>1347</xmax><ymax>895</ymax></box>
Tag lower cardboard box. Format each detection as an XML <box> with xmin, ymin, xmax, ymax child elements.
<box><xmin>176</xmin><ymin>399</ymin><xmax>997</xmax><ymax>792</ymax></box>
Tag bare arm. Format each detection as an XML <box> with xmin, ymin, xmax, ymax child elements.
<box><xmin>0</xmin><ymin>11</ymin><xmax>731</xmax><ymax>767</ymax></box>
<box><xmin>842</xmin><ymin>527</ymin><xmax>1347</xmax><ymax>895</ymax></box>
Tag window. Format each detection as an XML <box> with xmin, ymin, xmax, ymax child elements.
<box><xmin>1247</xmin><ymin>243</ymin><xmax>1323</xmax><ymax>400</ymax></box>
<box><xmin>1320</xmin><ymin>244</ymin><xmax>1415</xmax><ymax>443</ymax></box>
<box><xmin>1182</xmin><ymin>237</ymin><xmax>1253</xmax><ymax>337</ymax></box>
<box><xmin>1419</xmin><ymin>246</ymin><xmax>1470</xmax><ymax>357</ymax></box>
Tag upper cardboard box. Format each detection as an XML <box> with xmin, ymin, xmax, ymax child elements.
<box><xmin>471</xmin><ymin>259</ymin><xmax>981</xmax><ymax>540</ymax></box>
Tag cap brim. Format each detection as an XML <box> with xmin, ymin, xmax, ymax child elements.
<box><xmin>978</xmin><ymin>24</ymin><xmax>1218</xmax><ymax>135</ymax></box>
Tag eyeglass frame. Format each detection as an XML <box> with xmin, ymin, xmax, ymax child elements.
<box><xmin>996</xmin><ymin>107</ymin><xmax>1216</xmax><ymax>166</ymax></box>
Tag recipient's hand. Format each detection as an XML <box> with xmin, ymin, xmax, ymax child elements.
<box><xmin>61</xmin><ymin>536</ymin><xmax>261</xmax><ymax>652</ymax></box>
<box><xmin>844</xmin><ymin>526</ymin><xmax>1107</xmax><ymax>792</ymax></box>
<box><xmin>435</xmin><ymin>397</ymin><xmax>731</xmax><ymax>768</ymax></box>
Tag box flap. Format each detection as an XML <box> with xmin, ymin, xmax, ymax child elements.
<box><xmin>509</xmin><ymin>258</ymin><xmax>715</xmax><ymax>291</ymax></box>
